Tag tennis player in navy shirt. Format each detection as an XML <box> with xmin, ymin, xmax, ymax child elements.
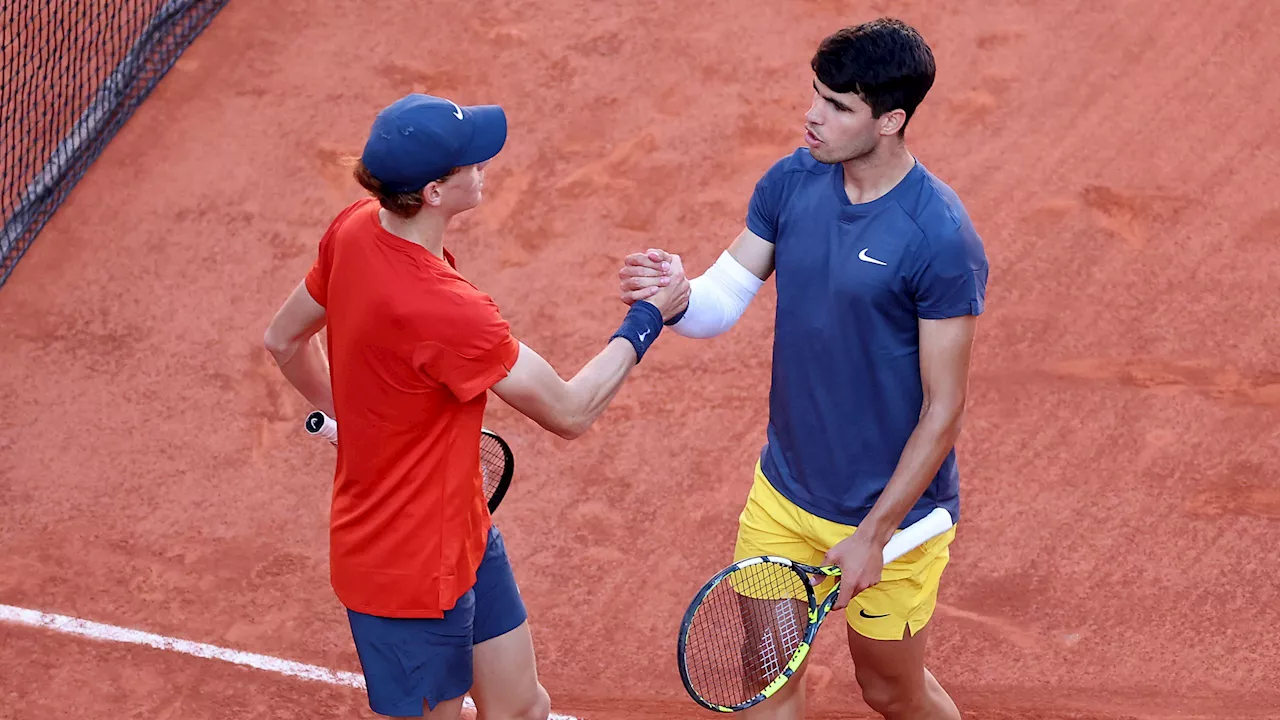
<box><xmin>620</xmin><ymin>18</ymin><xmax>988</xmax><ymax>720</ymax></box>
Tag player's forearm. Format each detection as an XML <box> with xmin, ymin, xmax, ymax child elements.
<box><xmin>859</xmin><ymin>404</ymin><xmax>964</xmax><ymax>545</ymax></box>
<box><xmin>495</xmin><ymin>302</ymin><xmax>665</xmax><ymax>440</ymax></box>
<box><xmin>557</xmin><ymin>339</ymin><xmax>638</xmax><ymax>438</ymax></box>
<box><xmin>668</xmin><ymin>251</ymin><xmax>765</xmax><ymax>339</ymax></box>
<box><xmin>270</xmin><ymin>335</ymin><xmax>335</xmax><ymax>418</ymax></box>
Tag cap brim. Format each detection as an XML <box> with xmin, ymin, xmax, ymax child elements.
<box><xmin>457</xmin><ymin>105</ymin><xmax>507</xmax><ymax>166</ymax></box>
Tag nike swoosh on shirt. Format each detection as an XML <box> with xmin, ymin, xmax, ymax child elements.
<box><xmin>858</xmin><ymin>248</ymin><xmax>887</xmax><ymax>266</ymax></box>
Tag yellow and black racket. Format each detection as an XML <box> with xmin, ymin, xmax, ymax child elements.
<box><xmin>304</xmin><ymin>410</ymin><xmax>515</xmax><ymax>514</ymax></box>
<box><xmin>676</xmin><ymin>507</ymin><xmax>954</xmax><ymax>713</ymax></box>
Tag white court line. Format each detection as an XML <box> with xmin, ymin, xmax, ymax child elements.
<box><xmin>0</xmin><ymin>604</ymin><xmax>580</xmax><ymax>719</ymax></box>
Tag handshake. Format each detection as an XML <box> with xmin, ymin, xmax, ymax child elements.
<box><xmin>615</xmin><ymin>247</ymin><xmax>691</xmax><ymax>323</ymax></box>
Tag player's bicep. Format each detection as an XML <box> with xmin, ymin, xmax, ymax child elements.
<box><xmin>917</xmin><ymin>315</ymin><xmax>977</xmax><ymax>417</ymax></box>
<box><xmin>726</xmin><ymin>227</ymin><xmax>776</xmax><ymax>282</ymax></box>
<box><xmin>489</xmin><ymin>343</ymin><xmax>575</xmax><ymax>436</ymax></box>
<box><xmin>264</xmin><ymin>280</ymin><xmax>327</xmax><ymax>356</ymax></box>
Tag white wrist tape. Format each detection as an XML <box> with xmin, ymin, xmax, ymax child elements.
<box><xmin>671</xmin><ymin>250</ymin><xmax>765</xmax><ymax>338</ymax></box>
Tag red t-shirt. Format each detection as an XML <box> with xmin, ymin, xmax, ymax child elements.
<box><xmin>304</xmin><ymin>198</ymin><xmax>520</xmax><ymax>618</ymax></box>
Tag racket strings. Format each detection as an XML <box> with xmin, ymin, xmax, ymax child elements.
<box><xmin>479</xmin><ymin>434</ymin><xmax>508</xmax><ymax>499</ymax></box>
<box><xmin>683</xmin><ymin>562</ymin><xmax>811</xmax><ymax>707</ymax></box>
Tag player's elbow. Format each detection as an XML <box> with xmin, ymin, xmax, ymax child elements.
<box><xmin>943</xmin><ymin>409</ymin><xmax>965</xmax><ymax>440</ymax></box>
<box><xmin>535</xmin><ymin>394</ymin><xmax>593</xmax><ymax>440</ymax></box>
<box><xmin>523</xmin><ymin>398</ymin><xmax>590</xmax><ymax>440</ymax></box>
<box><xmin>547</xmin><ymin>382</ymin><xmax>603</xmax><ymax>439</ymax></box>
<box><xmin>263</xmin><ymin>326</ymin><xmax>298</xmax><ymax>363</ymax></box>
<box><xmin>492</xmin><ymin>344</ymin><xmax>604</xmax><ymax>440</ymax></box>
<box><xmin>556</xmin><ymin>424</ymin><xmax>587</xmax><ymax>441</ymax></box>
<box><xmin>549</xmin><ymin>414</ymin><xmax>590</xmax><ymax>440</ymax></box>
<box><xmin>921</xmin><ymin>395</ymin><xmax>966</xmax><ymax>439</ymax></box>
<box><xmin>670</xmin><ymin>316</ymin><xmax>730</xmax><ymax>339</ymax></box>
<box><xmin>523</xmin><ymin>415</ymin><xmax>585</xmax><ymax>441</ymax></box>
<box><xmin>533</xmin><ymin>417</ymin><xmax>585</xmax><ymax>441</ymax></box>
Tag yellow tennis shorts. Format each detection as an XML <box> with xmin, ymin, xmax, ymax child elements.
<box><xmin>732</xmin><ymin>462</ymin><xmax>956</xmax><ymax>641</ymax></box>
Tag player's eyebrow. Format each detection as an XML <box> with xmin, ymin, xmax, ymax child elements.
<box><xmin>813</xmin><ymin>80</ymin><xmax>852</xmax><ymax>112</ymax></box>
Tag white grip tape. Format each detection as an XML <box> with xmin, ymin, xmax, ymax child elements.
<box><xmin>881</xmin><ymin>508</ymin><xmax>954</xmax><ymax>565</ymax></box>
<box><xmin>305</xmin><ymin>410</ymin><xmax>338</xmax><ymax>443</ymax></box>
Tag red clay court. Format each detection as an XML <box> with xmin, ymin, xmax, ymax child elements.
<box><xmin>3</xmin><ymin>0</ymin><xmax>1280</xmax><ymax>718</ymax></box>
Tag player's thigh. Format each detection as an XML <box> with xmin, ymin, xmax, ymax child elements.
<box><xmin>846</xmin><ymin>620</ymin><xmax>931</xmax><ymax>701</ymax></box>
<box><xmin>841</xmin><ymin>532</ymin><xmax>954</xmax><ymax>712</ymax></box>
<box><xmin>470</xmin><ymin>525</ymin><xmax>548</xmax><ymax>720</ymax></box>
<box><xmin>733</xmin><ymin>462</ymin><xmax>825</xmax><ymax>568</ymax></box>
<box><xmin>472</xmin><ymin>620</ymin><xmax>549</xmax><ymax>720</ymax></box>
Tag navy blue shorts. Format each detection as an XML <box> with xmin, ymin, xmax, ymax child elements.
<box><xmin>346</xmin><ymin>525</ymin><xmax>528</xmax><ymax>717</ymax></box>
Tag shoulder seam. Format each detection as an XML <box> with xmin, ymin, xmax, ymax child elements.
<box><xmin>895</xmin><ymin>182</ymin><xmax>964</xmax><ymax>246</ymax></box>
<box><xmin>760</xmin><ymin>149</ymin><xmax>834</xmax><ymax>186</ymax></box>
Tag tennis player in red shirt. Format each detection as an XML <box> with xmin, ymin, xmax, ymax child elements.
<box><xmin>264</xmin><ymin>93</ymin><xmax>689</xmax><ymax>719</ymax></box>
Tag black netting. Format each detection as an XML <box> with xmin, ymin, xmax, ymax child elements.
<box><xmin>1</xmin><ymin>0</ymin><xmax>231</xmax><ymax>289</ymax></box>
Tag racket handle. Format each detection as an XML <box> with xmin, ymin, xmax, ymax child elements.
<box><xmin>305</xmin><ymin>410</ymin><xmax>338</xmax><ymax>443</ymax></box>
<box><xmin>882</xmin><ymin>507</ymin><xmax>954</xmax><ymax>565</ymax></box>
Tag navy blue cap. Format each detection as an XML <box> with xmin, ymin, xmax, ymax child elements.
<box><xmin>361</xmin><ymin>94</ymin><xmax>507</xmax><ymax>193</ymax></box>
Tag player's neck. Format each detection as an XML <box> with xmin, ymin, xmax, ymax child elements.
<box><xmin>378</xmin><ymin>207</ymin><xmax>449</xmax><ymax>258</ymax></box>
<box><xmin>840</xmin><ymin>142</ymin><xmax>916</xmax><ymax>205</ymax></box>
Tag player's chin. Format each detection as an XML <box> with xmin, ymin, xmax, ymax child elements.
<box><xmin>811</xmin><ymin>144</ymin><xmax>863</xmax><ymax>166</ymax></box>
<box><xmin>808</xmin><ymin>146</ymin><xmax>842</xmax><ymax>165</ymax></box>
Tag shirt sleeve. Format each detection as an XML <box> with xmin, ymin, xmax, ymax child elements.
<box><xmin>908</xmin><ymin>224</ymin><xmax>990</xmax><ymax>319</ymax></box>
<box><xmin>304</xmin><ymin>200</ymin><xmax>367</xmax><ymax>307</ymax></box>
<box><xmin>304</xmin><ymin>253</ymin><xmax>331</xmax><ymax>307</ymax></box>
<box><xmin>413</xmin><ymin>296</ymin><xmax>521</xmax><ymax>402</ymax></box>
<box><xmin>744</xmin><ymin>157</ymin><xmax>790</xmax><ymax>243</ymax></box>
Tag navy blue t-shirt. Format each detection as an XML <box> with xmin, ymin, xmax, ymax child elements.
<box><xmin>747</xmin><ymin>149</ymin><xmax>988</xmax><ymax>528</ymax></box>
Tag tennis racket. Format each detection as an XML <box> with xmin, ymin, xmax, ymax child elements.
<box><xmin>676</xmin><ymin>506</ymin><xmax>954</xmax><ymax>712</ymax></box>
<box><xmin>303</xmin><ymin>410</ymin><xmax>515</xmax><ymax>514</ymax></box>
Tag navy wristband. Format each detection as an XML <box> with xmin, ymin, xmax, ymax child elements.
<box><xmin>610</xmin><ymin>300</ymin><xmax>664</xmax><ymax>362</ymax></box>
<box><xmin>664</xmin><ymin>306</ymin><xmax>688</xmax><ymax>326</ymax></box>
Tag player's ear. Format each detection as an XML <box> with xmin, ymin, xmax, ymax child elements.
<box><xmin>423</xmin><ymin>180</ymin><xmax>445</xmax><ymax>207</ymax></box>
<box><xmin>877</xmin><ymin>108</ymin><xmax>907</xmax><ymax>137</ymax></box>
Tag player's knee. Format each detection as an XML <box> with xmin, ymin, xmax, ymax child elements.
<box><xmin>509</xmin><ymin>684</ymin><xmax>550</xmax><ymax>720</ymax></box>
<box><xmin>529</xmin><ymin>685</ymin><xmax>552</xmax><ymax>720</ymax></box>
<box><xmin>855</xmin><ymin>667</ymin><xmax>923</xmax><ymax>719</ymax></box>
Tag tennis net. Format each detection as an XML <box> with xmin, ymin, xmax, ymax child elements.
<box><xmin>1</xmin><ymin>0</ymin><xmax>232</xmax><ymax>289</ymax></box>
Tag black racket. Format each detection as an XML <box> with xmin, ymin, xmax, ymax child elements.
<box><xmin>478</xmin><ymin>427</ymin><xmax>513</xmax><ymax>513</ymax></box>
<box><xmin>304</xmin><ymin>410</ymin><xmax>515</xmax><ymax>513</ymax></box>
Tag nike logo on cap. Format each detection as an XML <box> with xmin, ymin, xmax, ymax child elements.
<box><xmin>448</xmin><ymin>100</ymin><xmax>464</xmax><ymax>120</ymax></box>
<box><xmin>858</xmin><ymin>248</ymin><xmax>887</xmax><ymax>266</ymax></box>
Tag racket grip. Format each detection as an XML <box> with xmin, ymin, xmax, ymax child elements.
<box><xmin>305</xmin><ymin>410</ymin><xmax>338</xmax><ymax>443</ymax></box>
<box><xmin>881</xmin><ymin>508</ymin><xmax>953</xmax><ymax>565</ymax></box>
